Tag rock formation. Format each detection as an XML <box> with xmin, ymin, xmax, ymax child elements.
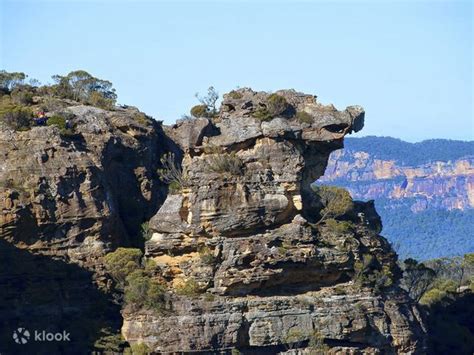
<box><xmin>0</xmin><ymin>103</ymin><xmax>173</xmax><ymax>266</ymax></box>
<box><xmin>122</xmin><ymin>89</ymin><xmax>426</xmax><ymax>353</ymax></box>
<box><xmin>0</xmin><ymin>100</ymin><xmax>175</xmax><ymax>353</ymax></box>
<box><xmin>0</xmin><ymin>88</ymin><xmax>427</xmax><ymax>354</ymax></box>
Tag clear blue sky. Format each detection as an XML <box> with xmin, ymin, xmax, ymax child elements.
<box><xmin>1</xmin><ymin>0</ymin><xmax>472</xmax><ymax>142</ymax></box>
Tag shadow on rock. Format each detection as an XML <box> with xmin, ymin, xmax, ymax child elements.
<box><xmin>0</xmin><ymin>239</ymin><xmax>122</xmax><ymax>354</ymax></box>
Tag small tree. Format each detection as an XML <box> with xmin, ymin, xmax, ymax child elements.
<box><xmin>157</xmin><ymin>152</ymin><xmax>188</xmax><ymax>192</ymax></box>
<box><xmin>195</xmin><ymin>86</ymin><xmax>219</xmax><ymax>116</ymax></box>
<box><xmin>401</xmin><ymin>258</ymin><xmax>436</xmax><ymax>302</ymax></box>
<box><xmin>312</xmin><ymin>185</ymin><xmax>353</xmax><ymax>225</ymax></box>
<box><xmin>0</xmin><ymin>70</ymin><xmax>27</xmax><ymax>91</ymax></box>
<box><xmin>51</xmin><ymin>70</ymin><xmax>117</xmax><ymax>105</ymax></box>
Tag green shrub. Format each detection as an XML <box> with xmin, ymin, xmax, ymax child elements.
<box><xmin>324</xmin><ymin>219</ymin><xmax>354</xmax><ymax>234</ymax></box>
<box><xmin>283</xmin><ymin>329</ymin><xmax>306</xmax><ymax>350</ymax></box>
<box><xmin>203</xmin><ymin>293</ymin><xmax>216</xmax><ymax>302</ymax></box>
<box><xmin>0</xmin><ymin>96</ymin><xmax>33</xmax><ymax>131</ymax></box>
<box><xmin>104</xmin><ymin>248</ymin><xmax>143</xmax><ymax>289</ymax></box>
<box><xmin>140</xmin><ymin>222</ymin><xmax>152</xmax><ymax>241</ymax></box>
<box><xmin>190</xmin><ymin>104</ymin><xmax>209</xmax><ymax>118</ymax></box>
<box><xmin>312</xmin><ymin>185</ymin><xmax>353</xmax><ymax>224</ymax></box>
<box><xmin>199</xmin><ymin>246</ymin><xmax>216</xmax><ymax>265</ymax></box>
<box><xmin>124</xmin><ymin>270</ymin><xmax>165</xmax><ymax>310</ymax></box>
<box><xmin>47</xmin><ymin>115</ymin><xmax>67</xmax><ymax>130</ymax></box>
<box><xmin>158</xmin><ymin>152</ymin><xmax>188</xmax><ymax>192</ymax></box>
<box><xmin>176</xmin><ymin>278</ymin><xmax>204</xmax><ymax>296</ymax></box>
<box><xmin>252</xmin><ymin>106</ymin><xmax>273</xmax><ymax>121</ymax></box>
<box><xmin>267</xmin><ymin>93</ymin><xmax>289</xmax><ymax>116</ymax></box>
<box><xmin>88</xmin><ymin>91</ymin><xmax>115</xmax><ymax>109</ymax></box>
<box><xmin>11</xmin><ymin>86</ymin><xmax>34</xmax><ymax>105</ymax></box>
<box><xmin>47</xmin><ymin>114</ymin><xmax>75</xmax><ymax>136</ymax></box>
<box><xmin>2</xmin><ymin>108</ymin><xmax>32</xmax><ymax>131</ymax></box>
<box><xmin>308</xmin><ymin>331</ymin><xmax>330</xmax><ymax>353</ymax></box>
<box><xmin>296</xmin><ymin>111</ymin><xmax>313</xmax><ymax>124</ymax></box>
<box><xmin>228</xmin><ymin>90</ymin><xmax>243</xmax><ymax>99</ymax></box>
<box><xmin>205</xmin><ymin>152</ymin><xmax>243</xmax><ymax>175</ymax></box>
<box><xmin>420</xmin><ymin>288</ymin><xmax>446</xmax><ymax>306</ymax></box>
<box><xmin>126</xmin><ymin>342</ymin><xmax>151</xmax><ymax>355</ymax></box>
<box><xmin>93</xmin><ymin>329</ymin><xmax>128</xmax><ymax>353</ymax></box>
<box><xmin>132</xmin><ymin>112</ymin><xmax>149</xmax><ymax>126</ymax></box>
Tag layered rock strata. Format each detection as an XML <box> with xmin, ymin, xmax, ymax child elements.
<box><xmin>122</xmin><ymin>89</ymin><xmax>426</xmax><ymax>353</ymax></box>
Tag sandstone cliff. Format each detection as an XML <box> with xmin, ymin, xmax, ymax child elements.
<box><xmin>0</xmin><ymin>98</ymin><xmax>176</xmax><ymax>353</ymax></box>
<box><xmin>0</xmin><ymin>101</ymin><xmax>174</xmax><ymax>266</ymax></box>
<box><xmin>122</xmin><ymin>89</ymin><xmax>426</xmax><ymax>353</ymax></box>
<box><xmin>0</xmin><ymin>89</ymin><xmax>427</xmax><ymax>354</ymax></box>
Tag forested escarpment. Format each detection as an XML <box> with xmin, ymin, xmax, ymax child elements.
<box><xmin>321</xmin><ymin>136</ymin><xmax>474</xmax><ymax>260</ymax></box>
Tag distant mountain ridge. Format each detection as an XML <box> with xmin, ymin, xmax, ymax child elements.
<box><xmin>338</xmin><ymin>136</ymin><xmax>474</xmax><ymax>166</ymax></box>
<box><xmin>320</xmin><ymin>136</ymin><xmax>474</xmax><ymax>260</ymax></box>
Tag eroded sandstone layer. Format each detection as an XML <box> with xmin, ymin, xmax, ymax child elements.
<box><xmin>0</xmin><ymin>103</ymin><xmax>173</xmax><ymax>266</ymax></box>
<box><xmin>122</xmin><ymin>89</ymin><xmax>426</xmax><ymax>353</ymax></box>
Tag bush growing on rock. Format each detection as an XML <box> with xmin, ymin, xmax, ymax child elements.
<box><xmin>267</xmin><ymin>93</ymin><xmax>289</xmax><ymax>116</ymax></box>
<box><xmin>252</xmin><ymin>94</ymin><xmax>291</xmax><ymax>121</ymax></box>
<box><xmin>227</xmin><ymin>90</ymin><xmax>243</xmax><ymax>99</ymax></box>
<box><xmin>11</xmin><ymin>86</ymin><xmax>35</xmax><ymax>105</ymax></box>
<box><xmin>140</xmin><ymin>222</ymin><xmax>152</xmax><ymax>241</ymax></box>
<box><xmin>88</xmin><ymin>90</ymin><xmax>115</xmax><ymax>110</ymax></box>
<box><xmin>124</xmin><ymin>270</ymin><xmax>165</xmax><ymax>310</ymax></box>
<box><xmin>93</xmin><ymin>328</ymin><xmax>128</xmax><ymax>353</ymax></box>
<box><xmin>190</xmin><ymin>104</ymin><xmax>209</xmax><ymax>118</ymax></box>
<box><xmin>312</xmin><ymin>185</ymin><xmax>353</xmax><ymax>224</ymax></box>
<box><xmin>324</xmin><ymin>218</ymin><xmax>354</xmax><ymax>234</ymax></box>
<box><xmin>199</xmin><ymin>246</ymin><xmax>216</xmax><ymax>265</ymax></box>
<box><xmin>0</xmin><ymin>98</ymin><xmax>33</xmax><ymax>131</ymax></box>
<box><xmin>252</xmin><ymin>105</ymin><xmax>273</xmax><ymax>122</ymax></box>
<box><xmin>205</xmin><ymin>152</ymin><xmax>243</xmax><ymax>175</ymax></box>
<box><xmin>132</xmin><ymin>112</ymin><xmax>150</xmax><ymax>126</ymax></box>
<box><xmin>354</xmin><ymin>254</ymin><xmax>394</xmax><ymax>293</ymax></box>
<box><xmin>47</xmin><ymin>114</ymin><xmax>75</xmax><ymax>136</ymax></box>
<box><xmin>283</xmin><ymin>329</ymin><xmax>306</xmax><ymax>350</ymax></box>
<box><xmin>124</xmin><ymin>342</ymin><xmax>152</xmax><ymax>355</ymax></box>
<box><xmin>176</xmin><ymin>278</ymin><xmax>205</xmax><ymax>296</ymax></box>
<box><xmin>308</xmin><ymin>331</ymin><xmax>330</xmax><ymax>353</ymax></box>
<box><xmin>195</xmin><ymin>86</ymin><xmax>219</xmax><ymax>116</ymax></box>
<box><xmin>296</xmin><ymin>111</ymin><xmax>313</xmax><ymax>124</ymax></box>
<box><xmin>157</xmin><ymin>152</ymin><xmax>188</xmax><ymax>192</ymax></box>
<box><xmin>104</xmin><ymin>248</ymin><xmax>143</xmax><ymax>289</ymax></box>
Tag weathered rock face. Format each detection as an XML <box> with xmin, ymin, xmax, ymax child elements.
<box><xmin>122</xmin><ymin>89</ymin><xmax>426</xmax><ymax>353</ymax></box>
<box><xmin>0</xmin><ymin>101</ymin><xmax>177</xmax><ymax>353</ymax></box>
<box><xmin>0</xmin><ymin>104</ymin><xmax>173</xmax><ymax>266</ymax></box>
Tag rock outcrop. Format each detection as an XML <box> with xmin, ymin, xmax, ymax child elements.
<box><xmin>0</xmin><ymin>103</ymin><xmax>173</xmax><ymax>267</ymax></box>
<box><xmin>122</xmin><ymin>89</ymin><xmax>426</xmax><ymax>353</ymax></box>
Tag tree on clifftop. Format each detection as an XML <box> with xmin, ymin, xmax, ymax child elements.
<box><xmin>51</xmin><ymin>70</ymin><xmax>117</xmax><ymax>108</ymax></box>
<box><xmin>0</xmin><ymin>70</ymin><xmax>27</xmax><ymax>92</ymax></box>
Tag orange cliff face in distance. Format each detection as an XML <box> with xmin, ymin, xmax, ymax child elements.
<box><xmin>321</xmin><ymin>140</ymin><xmax>474</xmax><ymax>212</ymax></box>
